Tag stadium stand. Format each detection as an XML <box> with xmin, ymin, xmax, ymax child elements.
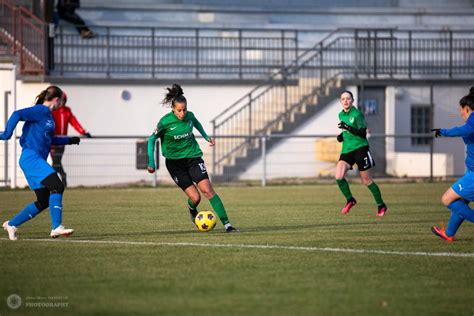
<box><xmin>53</xmin><ymin>0</ymin><xmax>474</xmax><ymax>80</ymax></box>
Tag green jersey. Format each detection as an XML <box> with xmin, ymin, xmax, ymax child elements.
<box><xmin>338</xmin><ymin>106</ymin><xmax>369</xmax><ymax>154</ymax></box>
<box><xmin>148</xmin><ymin>111</ymin><xmax>210</xmax><ymax>168</ymax></box>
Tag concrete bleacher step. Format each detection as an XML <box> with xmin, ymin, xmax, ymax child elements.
<box><xmin>78</xmin><ymin>0</ymin><xmax>474</xmax><ymax>29</ymax></box>
<box><xmin>81</xmin><ymin>0</ymin><xmax>474</xmax><ymax>10</ymax></box>
<box><xmin>211</xmin><ymin>77</ymin><xmax>322</xmax><ymax>175</ymax></box>
<box><xmin>81</xmin><ymin>0</ymin><xmax>183</xmax><ymax>9</ymax></box>
<box><xmin>213</xmin><ymin>80</ymin><xmax>342</xmax><ymax>181</ymax></box>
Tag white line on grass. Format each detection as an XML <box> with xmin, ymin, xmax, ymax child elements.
<box><xmin>1</xmin><ymin>238</ymin><xmax>474</xmax><ymax>258</ymax></box>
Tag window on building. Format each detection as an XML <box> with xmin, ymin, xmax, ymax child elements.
<box><xmin>411</xmin><ymin>105</ymin><xmax>432</xmax><ymax>146</ymax></box>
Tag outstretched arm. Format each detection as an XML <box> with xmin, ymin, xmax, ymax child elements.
<box><xmin>436</xmin><ymin>124</ymin><xmax>474</xmax><ymax>137</ymax></box>
<box><xmin>69</xmin><ymin>111</ymin><xmax>87</xmax><ymax>135</ymax></box>
<box><xmin>52</xmin><ymin>136</ymin><xmax>70</xmax><ymax>145</ymax></box>
<box><xmin>0</xmin><ymin>111</ymin><xmax>21</xmax><ymax>140</ymax></box>
<box><xmin>192</xmin><ymin>116</ymin><xmax>211</xmax><ymax>142</ymax></box>
<box><xmin>0</xmin><ymin>106</ymin><xmax>43</xmax><ymax>140</ymax></box>
<box><xmin>147</xmin><ymin>133</ymin><xmax>158</xmax><ymax>172</ymax></box>
<box><xmin>52</xmin><ymin>136</ymin><xmax>80</xmax><ymax>145</ymax></box>
<box><xmin>147</xmin><ymin>123</ymin><xmax>164</xmax><ymax>172</ymax></box>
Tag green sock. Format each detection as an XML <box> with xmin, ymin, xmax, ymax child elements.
<box><xmin>368</xmin><ymin>182</ymin><xmax>384</xmax><ymax>206</ymax></box>
<box><xmin>187</xmin><ymin>198</ymin><xmax>197</xmax><ymax>211</ymax></box>
<box><xmin>209</xmin><ymin>194</ymin><xmax>229</xmax><ymax>225</ymax></box>
<box><xmin>336</xmin><ymin>178</ymin><xmax>353</xmax><ymax>201</ymax></box>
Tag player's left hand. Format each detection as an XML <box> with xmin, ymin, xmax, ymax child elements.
<box><xmin>208</xmin><ymin>138</ymin><xmax>215</xmax><ymax>147</ymax></box>
<box><xmin>431</xmin><ymin>128</ymin><xmax>441</xmax><ymax>138</ymax></box>
<box><xmin>69</xmin><ymin>136</ymin><xmax>81</xmax><ymax>145</ymax></box>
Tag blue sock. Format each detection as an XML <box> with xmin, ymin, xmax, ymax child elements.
<box><xmin>445</xmin><ymin>210</ymin><xmax>464</xmax><ymax>237</ymax></box>
<box><xmin>49</xmin><ymin>193</ymin><xmax>63</xmax><ymax>229</ymax></box>
<box><xmin>446</xmin><ymin>200</ymin><xmax>474</xmax><ymax>237</ymax></box>
<box><xmin>9</xmin><ymin>203</ymin><xmax>41</xmax><ymax>227</ymax></box>
<box><xmin>448</xmin><ymin>200</ymin><xmax>474</xmax><ymax>222</ymax></box>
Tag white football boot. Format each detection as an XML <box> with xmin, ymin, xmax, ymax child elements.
<box><xmin>3</xmin><ymin>221</ymin><xmax>18</xmax><ymax>241</ymax></box>
<box><xmin>50</xmin><ymin>225</ymin><xmax>74</xmax><ymax>238</ymax></box>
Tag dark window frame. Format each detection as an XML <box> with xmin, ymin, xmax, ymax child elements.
<box><xmin>411</xmin><ymin>105</ymin><xmax>432</xmax><ymax>146</ymax></box>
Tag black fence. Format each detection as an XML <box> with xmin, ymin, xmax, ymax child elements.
<box><xmin>52</xmin><ymin>26</ymin><xmax>324</xmax><ymax>79</ymax></box>
<box><xmin>0</xmin><ymin>134</ymin><xmax>461</xmax><ymax>188</ymax></box>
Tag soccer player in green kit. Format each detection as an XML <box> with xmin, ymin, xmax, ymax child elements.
<box><xmin>335</xmin><ymin>90</ymin><xmax>388</xmax><ymax>216</ymax></box>
<box><xmin>147</xmin><ymin>84</ymin><xmax>239</xmax><ymax>232</ymax></box>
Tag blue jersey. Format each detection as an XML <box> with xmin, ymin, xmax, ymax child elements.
<box><xmin>440</xmin><ymin>112</ymin><xmax>474</xmax><ymax>171</ymax></box>
<box><xmin>0</xmin><ymin>104</ymin><xmax>70</xmax><ymax>160</ymax></box>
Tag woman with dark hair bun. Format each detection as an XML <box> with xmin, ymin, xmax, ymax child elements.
<box><xmin>148</xmin><ymin>84</ymin><xmax>239</xmax><ymax>233</ymax></box>
<box><xmin>1</xmin><ymin>86</ymin><xmax>80</xmax><ymax>240</ymax></box>
<box><xmin>431</xmin><ymin>87</ymin><xmax>474</xmax><ymax>242</ymax></box>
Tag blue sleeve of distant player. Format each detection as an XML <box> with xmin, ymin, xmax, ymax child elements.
<box><xmin>52</xmin><ymin>136</ymin><xmax>71</xmax><ymax>145</ymax></box>
<box><xmin>0</xmin><ymin>107</ymin><xmax>45</xmax><ymax>140</ymax></box>
<box><xmin>0</xmin><ymin>111</ymin><xmax>21</xmax><ymax>140</ymax></box>
<box><xmin>440</xmin><ymin>124</ymin><xmax>474</xmax><ymax>137</ymax></box>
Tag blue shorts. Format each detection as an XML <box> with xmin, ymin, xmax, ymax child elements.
<box><xmin>19</xmin><ymin>149</ymin><xmax>55</xmax><ymax>190</ymax></box>
<box><xmin>452</xmin><ymin>170</ymin><xmax>474</xmax><ymax>202</ymax></box>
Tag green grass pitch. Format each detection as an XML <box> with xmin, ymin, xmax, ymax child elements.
<box><xmin>0</xmin><ymin>182</ymin><xmax>473</xmax><ymax>316</ymax></box>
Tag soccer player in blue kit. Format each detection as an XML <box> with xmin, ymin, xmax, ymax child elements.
<box><xmin>1</xmin><ymin>86</ymin><xmax>80</xmax><ymax>241</ymax></box>
<box><xmin>431</xmin><ymin>87</ymin><xmax>474</xmax><ymax>242</ymax></box>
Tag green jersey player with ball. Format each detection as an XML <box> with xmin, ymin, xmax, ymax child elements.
<box><xmin>148</xmin><ymin>84</ymin><xmax>239</xmax><ymax>233</ymax></box>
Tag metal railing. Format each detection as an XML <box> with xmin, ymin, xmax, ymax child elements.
<box><xmin>0</xmin><ymin>0</ymin><xmax>46</xmax><ymax>75</ymax></box>
<box><xmin>53</xmin><ymin>25</ymin><xmax>314</xmax><ymax>79</ymax></box>
<box><xmin>0</xmin><ymin>134</ymin><xmax>460</xmax><ymax>188</ymax></box>
<box><xmin>207</xmin><ymin>133</ymin><xmax>453</xmax><ymax>185</ymax></box>
<box><xmin>210</xmin><ymin>28</ymin><xmax>474</xmax><ymax>177</ymax></box>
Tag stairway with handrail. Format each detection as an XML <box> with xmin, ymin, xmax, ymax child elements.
<box><xmin>0</xmin><ymin>0</ymin><xmax>47</xmax><ymax>76</ymax></box>
<box><xmin>210</xmin><ymin>28</ymin><xmax>474</xmax><ymax>181</ymax></box>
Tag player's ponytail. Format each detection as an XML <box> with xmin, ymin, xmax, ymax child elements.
<box><xmin>35</xmin><ymin>86</ymin><xmax>63</xmax><ymax>105</ymax></box>
<box><xmin>161</xmin><ymin>83</ymin><xmax>186</xmax><ymax>108</ymax></box>
<box><xmin>459</xmin><ymin>86</ymin><xmax>474</xmax><ymax>111</ymax></box>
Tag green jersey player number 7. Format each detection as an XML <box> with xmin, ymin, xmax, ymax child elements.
<box><xmin>147</xmin><ymin>84</ymin><xmax>239</xmax><ymax>233</ymax></box>
<box><xmin>335</xmin><ymin>90</ymin><xmax>388</xmax><ymax>217</ymax></box>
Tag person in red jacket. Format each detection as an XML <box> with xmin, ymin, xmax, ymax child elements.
<box><xmin>50</xmin><ymin>92</ymin><xmax>91</xmax><ymax>187</ymax></box>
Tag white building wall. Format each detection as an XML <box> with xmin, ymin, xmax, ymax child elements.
<box><xmin>387</xmin><ymin>85</ymin><xmax>468</xmax><ymax>177</ymax></box>
<box><xmin>0</xmin><ymin>72</ymin><xmax>471</xmax><ymax>186</ymax></box>
<box><xmin>0</xmin><ymin>77</ymin><xmax>255</xmax><ymax>187</ymax></box>
<box><xmin>55</xmin><ymin>84</ymin><xmax>254</xmax><ymax>136</ymax></box>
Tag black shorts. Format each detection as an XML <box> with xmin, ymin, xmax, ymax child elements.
<box><xmin>165</xmin><ymin>157</ymin><xmax>209</xmax><ymax>190</ymax></box>
<box><xmin>339</xmin><ymin>146</ymin><xmax>375</xmax><ymax>171</ymax></box>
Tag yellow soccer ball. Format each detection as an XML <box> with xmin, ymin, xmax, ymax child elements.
<box><xmin>194</xmin><ymin>211</ymin><xmax>217</xmax><ymax>232</ymax></box>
